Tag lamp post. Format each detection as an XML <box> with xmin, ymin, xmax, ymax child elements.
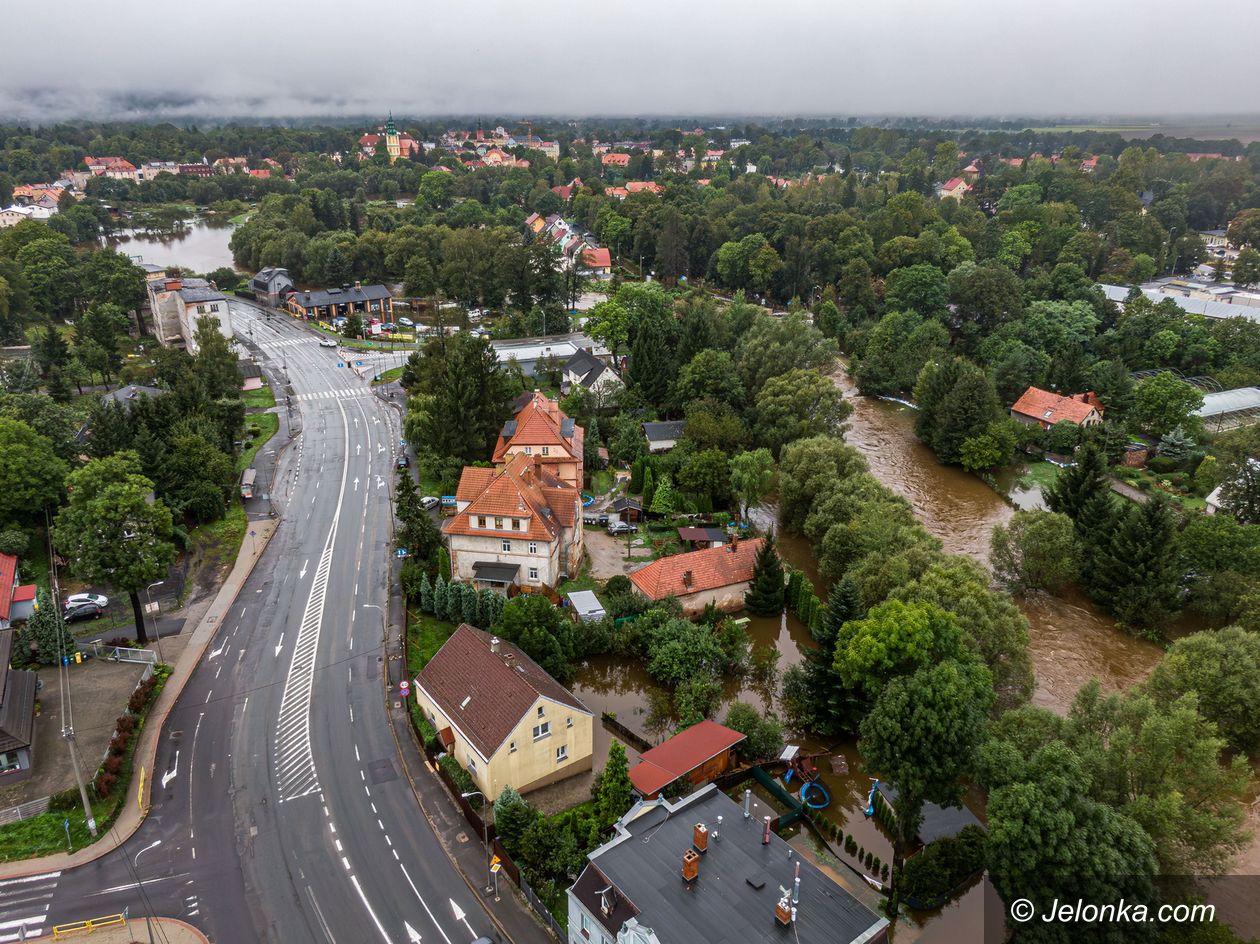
<box><xmin>461</xmin><ymin>790</ymin><xmax>493</xmax><ymax>893</ymax></box>
<box><xmin>145</xmin><ymin>581</ymin><xmax>165</xmax><ymax>663</ymax></box>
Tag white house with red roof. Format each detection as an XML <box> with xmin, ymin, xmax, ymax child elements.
<box><xmin>629</xmin><ymin>539</ymin><xmax>763</xmax><ymax>616</ymax></box>
<box><xmin>491</xmin><ymin>392</ymin><xmax>585</xmax><ymax>488</ymax></box>
<box><xmin>1010</xmin><ymin>387</ymin><xmax>1105</xmax><ymax>430</ymax></box>
<box><xmin>937</xmin><ymin>176</ymin><xmax>972</xmax><ymax>200</ymax></box>
<box><xmin>444</xmin><ymin>453</ymin><xmax>584</xmax><ymax>593</ymax></box>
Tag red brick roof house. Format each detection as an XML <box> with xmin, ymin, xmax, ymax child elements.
<box><xmin>628</xmin><ymin>720</ymin><xmax>746</xmax><ymax>798</ymax></box>
<box><xmin>413</xmin><ymin>624</ymin><xmax>593</xmax><ymax>796</ymax></box>
<box><xmin>603</xmin><ymin>186</ymin><xmax>629</xmax><ymax>200</ymax></box>
<box><xmin>580</xmin><ymin>247</ymin><xmax>612</xmax><ymax>279</ymax></box>
<box><xmin>601</xmin><ymin>152</ymin><xmax>631</xmax><ymax>168</ymax></box>
<box><xmin>937</xmin><ymin>176</ymin><xmax>971</xmax><ymax>200</ymax></box>
<box><xmin>624</xmin><ymin>181</ymin><xmax>662</xmax><ymax>195</ymax></box>
<box><xmin>1080</xmin><ymin>156</ymin><xmax>1100</xmax><ymax>172</ymax></box>
<box><xmin>629</xmin><ymin>539</ymin><xmax>763</xmax><ymax>616</ymax></box>
<box><xmin>1010</xmin><ymin>387</ymin><xmax>1105</xmax><ymax>430</ymax></box>
<box><xmin>0</xmin><ymin>554</ymin><xmax>37</xmax><ymax>629</ymax></box>
<box><xmin>444</xmin><ymin>453</ymin><xmax>584</xmax><ymax>593</ymax></box>
<box><xmin>492</xmin><ymin>392</ymin><xmax>584</xmax><ymax>488</ymax></box>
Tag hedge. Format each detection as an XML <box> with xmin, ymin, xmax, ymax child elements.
<box><xmin>899</xmin><ymin>825</ymin><xmax>987</xmax><ymax>908</ymax></box>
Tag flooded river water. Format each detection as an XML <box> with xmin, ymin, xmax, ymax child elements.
<box><xmin>106</xmin><ymin>217</ymin><xmax>238</xmax><ymax>274</ymax></box>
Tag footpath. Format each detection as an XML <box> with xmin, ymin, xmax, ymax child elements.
<box><xmin>374</xmin><ymin>384</ymin><xmax>555</xmax><ymax>943</ymax></box>
<box><xmin>25</xmin><ymin>916</ymin><xmax>208</xmax><ymax>943</ymax></box>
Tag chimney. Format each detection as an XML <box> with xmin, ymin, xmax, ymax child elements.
<box><xmin>681</xmin><ymin>848</ymin><xmax>700</xmax><ymax>883</ymax></box>
<box><xmin>775</xmin><ymin>896</ymin><xmax>794</xmax><ymax>927</ymax></box>
<box><xmin>354</xmin><ymin>280</ymin><xmax>361</xmax><ymax>290</ymax></box>
<box><xmin>692</xmin><ymin>823</ymin><xmax>708</xmax><ymax>854</ymax></box>
<box><xmin>743</xmin><ymin>789</ymin><xmax>752</xmax><ymax>819</ymax></box>
<box><xmin>714</xmin><ymin>815</ymin><xmax>723</xmax><ymax>842</ymax></box>
<box><xmin>791</xmin><ymin>861</ymin><xmax>800</xmax><ymax>905</ymax></box>
<box><xmin>490</xmin><ymin>636</ymin><xmax>500</xmax><ymax>654</ymax></box>
<box><xmin>164</xmin><ymin>278</ymin><xmax>181</xmax><ymax>291</ymax></box>
<box><xmin>762</xmin><ymin>815</ymin><xmax>772</xmax><ymax>845</ymax></box>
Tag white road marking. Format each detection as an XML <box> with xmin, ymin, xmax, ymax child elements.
<box><xmin>350</xmin><ymin>873</ymin><xmax>392</xmax><ymax>944</ymax></box>
<box><xmin>161</xmin><ymin>750</ymin><xmax>180</xmax><ymax>788</ymax></box>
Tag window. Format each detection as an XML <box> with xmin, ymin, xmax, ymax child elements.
<box><xmin>0</xmin><ymin>751</ymin><xmax>19</xmax><ymax>773</ymax></box>
<box><xmin>567</xmin><ymin>717</ymin><xmax>573</xmax><ymax>728</ymax></box>
<box><xmin>528</xmin><ymin>542</ymin><xmax>538</xmax><ymax>555</ymax></box>
<box><xmin>541</xmin><ymin>446</ymin><xmax>550</xmax><ymax>456</ymax></box>
<box><xmin>528</xmin><ymin>567</ymin><xmax>539</xmax><ymax>581</ymax></box>
<box><xmin>509</xmin><ymin>741</ymin><xmax>517</xmax><ymax>753</ymax></box>
<box><xmin>477</xmin><ymin>516</ymin><xmax>487</xmax><ymax>528</ymax></box>
<box><xmin>537</xmin><ymin>706</ymin><xmax>545</xmax><ymax>718</ymax></box>
<box><xmin>523</xmin><ymin>446</ymin><xmax>532</xmax><ymax>455</ymax></box>
<box><xmin>556</xmin><ymin>745</ymin><xmax>568</xmax><ymax>763</ymax></box>
<box><xmin>502</xmin><ymin>540</ymin><xmax>512</xmax><ymax>553</ymax></box>
<box><xmin>467</xmin><ymin>756</ymin><xmax>477</xmax><ymax>775</ymax></box>
<box><xmin>512</xmin><ymin>518</ymin><xmax>522</xmax><ymax>531</ymax></box>
<box><xmin>532</xmin><ymin>721</ymin><xmax>550</xmax><ymax>740</ymax></box>
<box><xmin>196</xmin><ymin>305</ymin><xmax>208</xmax><ymax>314</ymax></box>
<box><xmin>494</xmin><ymin>516</ymin><xmax>503</xmax><ymax>529</ymax></box>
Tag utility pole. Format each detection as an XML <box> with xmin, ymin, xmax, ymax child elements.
<box><xmin>64</xmin><ymin>728</ymin><xmax>98</xmax><ymax>838</ymax></box>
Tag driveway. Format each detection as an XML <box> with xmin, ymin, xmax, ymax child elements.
<box><xmin>584</xmin><ymin>527</ymin><xmax>652</xmax><ymax>579</ymax></box>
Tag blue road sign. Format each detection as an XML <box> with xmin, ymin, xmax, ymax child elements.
<box><xmin>336</xmin><ymin>362</ymin><xmax>345</xmax><ymax>368</ymax></box>
<box><xmin>354</xmin><ymin>361</ymin><xmax>364</xmax><ymax>366</ymax></box>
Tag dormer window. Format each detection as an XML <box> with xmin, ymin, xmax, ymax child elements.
<box><xmin>477</xmin><ymin>516</ymin><xmax>487</xmax><ymax>528</ymax></box>
<box><xmin>512</xmin><ymin>518</ymin><xmax>522</xmax><ymax>531</ymax></box>
<box><xmin>494</xmin><ymin>516</ymin><xmax>503</xmax><ymax>529</ymax></box>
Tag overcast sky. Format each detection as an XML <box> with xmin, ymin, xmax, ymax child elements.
<box><xmin>4</xmin><ymin>0</ymin><xmax>1258</xmax><ymax>121</ymax></box>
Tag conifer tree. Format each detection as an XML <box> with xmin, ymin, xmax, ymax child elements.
<box><xmin>461</xmin><ymin>581</ymin><xmax>479</xmax><ymax>625</ymax></box>
<box><xmin>433</xmin><ymin>575</ymin><xmax>448</xmax><ymax>621</ymax></box>
<box><xmin>419</xmin><ymin>571</ymin><xmax>433</xmax><ymax>614</ymax></box>
<box><xmin>595</xmin><ymin>741</ymin><xmax>635</xmax><ymax>829</ymax></box>
<box><xmin>1088</xmin><ymin>494</ymin><xmax>1182</xmax><ymax>632</ymax></box>
<box><xmin>745</xmin><ymin>533</ymin><xmax>785</xmax><ymax>615</ymax></box>
<box><xmin>1044</xmin><ymin>442</ymin><xmax>1109</xmax><ymax>525</ymax></box>
<box><xmin>642</xmin><ymin>466</ymin><xmax>656</xmax><ymax>506</ymax></box>
<box><xmin>817</xmin><ymin>576</ymin><xmax>864</xmax><ymax>651</ymax></box>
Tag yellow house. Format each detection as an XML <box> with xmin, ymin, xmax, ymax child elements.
<box><xmin>414</xmin><ymin>624</ymin><xmax>593</xmax><ymax>797</ymax></box>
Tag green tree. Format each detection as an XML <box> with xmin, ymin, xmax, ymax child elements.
<box><xmin>493</xmin><ymin>786</ymin><xmax>538</xmax><ymax>853</ymax></box>
<box><xmin>990</xmin><ymin>510</ymin><xmax>1080</xmax><ymax>594</ymax></box>
<box><xmin>192</xmin><ymin>318</ymin><xmax>241</xmax><ymax>400</ymax></box>
<box><xmin>728</xmin><ymin>448</ymin><xmax>775</xmax><ymax>520</ymax></box>
<box><xmin>0</xmin><ymin>417</ymin><xmax>68</xmax><ymax>524</ymax></box>
<box><xmin>913</xmin><ymin>357</ymin><xmax>1002</xmax><ymax>465</ymax></box>
<box><xmin>734</xmin><ymin>312</ymin><xmax>837</xmax><ymax>397</ymax></box>
<box><xmin>627</xmin><ymin>307</ymin><xmax>675</xmax><ymax>406</ymax></box>
<box><xmin>594</xmin><ymin>740</ymin><xmax>634</xmax><ymax>829</ymax></box>
<box><xmin>1089</xmin><ymin>494</ymin><xmax>1182</xmax><ymax>633</ymax></box>
<box><xmin>753</xmin><ymin>367</ymin><xmax>851</xmax><ymax>457</ymax></box>
<box><xmin>1043</xmin><ymin>441</ymin><xmax>1109</xmax><ymax>523</ymax></box>
<box><xmin>853</xmin><ymin>309</ymin><xmax>948</xmax><ymax>396</ymax></box>
<box><xmin>860</xmin><ymin>659</ymin><xmax>994</xmax><ymax>871</ymax></box>
<box><xmin>649</xmin><ymin>473</ymin><xmax>677</xmax><ymax>515</ymax></box>
<box><xmin>1217</xmin><ymin>458</ymin><xmax>1260</xmax><ymax>524</ymax></box>
<box><xmin>53</xmin><ymin>452</ymin><xmax>176</xmax><ymax>647</ymax></box>
<box><xmin>958</xmin><ymin>419</ymin><xmax>1017</xmax><ymax>471</ymax></box>
<box><xmin>884</xmin><ymin>263</ymin><xmax>949</xmax><ymax>318</ymax></box>
<box><xmin>1133</xmin><ymin>372</ymin><xmax>1205</xmax><ymax>437</ymax></box>
<box><xmin>494</xmin><ymin>593</ymin><xmax>575</xmax><ymax>682</ymax></box>
<box><xmin>723</xmin><ymin>702</ymin><xmax>785</xmax><ymax>762</ymax></box>
<box><xmin>34</xmin><ymin>324</ymin><xmax>70</xmax><ymax>377</ymax></box>
<box><xmin>673</xmin><ymin>349</ymin><xmax>744</xmax><ymax>408</ymax></box>
<box><xmin>1232</xmin><ymin>247</ymin><xmax>1260</xmax><ymax>288</ymax></box>
<box><xmin>744</xmin><ymin>534</ymin><xmax>785</xmax><ymax>615</ymax></box>
<box><xmin>24</xmin><ymin>588</ymin><xmax>74</xmax><ymax>665</ymax></box>
<box><xmin>834</xmin><ymin>599</ymin><xmax>972</xmax><ymax>697</ymax></box>
<box><xmin>677</xmin><ymin>448</ymin><xmax>730</xmax><ymax>507</ymax></box>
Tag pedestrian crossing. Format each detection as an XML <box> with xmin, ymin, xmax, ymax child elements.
<box><xmin>294</xmin><ymin>388</ymin><xmax>373</xmax><ymax>401</ymax></box>
<box><xmin>0</xmin><ymin>870</ymin><xmax>60</xmax><ymax>942</ymax></box>
<box><xmin>253</xmin><ymin>337</ymin><xmax>309</xmax><ymax>351</ymax></box>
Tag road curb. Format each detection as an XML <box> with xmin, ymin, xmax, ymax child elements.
<box><xmin>0</xmin><ymin>519</ymin><xmax>280</xmax><ymax>880</ymax></box>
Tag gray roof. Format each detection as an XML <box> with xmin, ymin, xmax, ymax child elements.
<box><xmin>643</xmin><ymin>420</ymin><xmax>685</xmax><ymax>442</ymax></box>
<box><xmin>1195</xmin><ymin>387</ymin><xmax>1260</xmax><ymax>418</ymax></box>
<box><xmin>178</xmin><ymin>286</ymin><xmax>227</xmax><ymax>304</ymax></box>
<box><xmin>292</xmin><ymin>284</ymin><xmax>392</xmax><ymax>308</ymax></box>
<box><xmin>583</xmin><ymin>785</ymin><xmax>887</xmax><ymax>944</ymax></box>
<box><xmin>0</xmin><ymin>630</ymin><xmax>36</xmax><ymax>753</ymax></box>
<box><xmin>566</xmin><ymin>590</ymin><xmax>605</xmax><ymax>616</ymax></box>
<box><xmin>1100</xmin><ymin>283</ymin><xmax>1260</xmax><ymax>323</ymax></box>
<box><xmin>471</xmin><ymin>561</ymin><xmax>520</xmax><ymax>584</ymax></box>
<box><xmin>565</xmin><ymin>347</ymin><xmax>603</xmax><ymax>376</ymax></box>
<box><xmin>101</xmin><ymin>384</ymin><xmax>167</xmax><ymax>408</ymax></box>
<box><xmin>252</xmin><ymin>267</ymin><xmax>293</xmax><ymax>290</ymax></box>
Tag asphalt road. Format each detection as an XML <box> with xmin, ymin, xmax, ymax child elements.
<box><xmin>10</xmin><ymin>303</ymin><xmax>524</xmax><ymax>944</ymax></box>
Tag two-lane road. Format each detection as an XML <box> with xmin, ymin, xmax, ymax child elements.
<box><xmin>8</xmin><ymin>303</ymin><xmax>536</xmax><ymax>944</ymax></box>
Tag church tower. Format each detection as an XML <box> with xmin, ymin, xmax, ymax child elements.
<box><xmin>385</xmin><ymin>112</ymin><xmax>401</xmax><ymax>163</ymax></box>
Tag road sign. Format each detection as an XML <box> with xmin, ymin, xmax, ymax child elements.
<box><xmin>490</xmin><ymin>854</ymin><xmax>500</xmax><ymax>866</ymax></box>
<box><xmin>491</xmin><ymin>862</ymin><xmax>501</xmax><ymax>874</ymax></box>
<box><xmin>398</xmin><ymin>680</ymin><xmax>411</xmax><ymax>697</ymax></box>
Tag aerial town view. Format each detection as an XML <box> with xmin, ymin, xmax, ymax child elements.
<box><xmin>2</xmin><ymin>2</ymin><xmax>1260</xmax><ymax>943</ymax></box>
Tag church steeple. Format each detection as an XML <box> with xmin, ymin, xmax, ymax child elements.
<box><xmin>385</xmin><ymin>111</ymin><xmax>397</xmax><ymax>137</ymax></box>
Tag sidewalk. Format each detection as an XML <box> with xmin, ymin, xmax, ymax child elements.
<box><xmin>0</xmin><ymin>518</ymin><xmax>280</xmax><ymax>880</ymax></box>
<box><xmin>26</xmin><ymin>916</ymin><xmax>208</xmax><ymax>943</ymax></box>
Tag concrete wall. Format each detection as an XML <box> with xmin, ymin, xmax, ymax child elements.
<box><xmin>448</xmin><ymin>534</ymin><xmax>561</xmax><ymax>589</ymax></box>
<box><xmin>670</xmin><ymin>582</ymin><xmax>752</xmax><ymax>618</ymax></box>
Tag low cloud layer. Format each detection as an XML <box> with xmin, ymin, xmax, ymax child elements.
<box><xmin>4</xmin><ymin>0</ymin><xmax>1258</xmax><ymax>121</ymax></box>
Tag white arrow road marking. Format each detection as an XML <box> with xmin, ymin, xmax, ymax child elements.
<box><xmin>206</xmin><ymin>643</ymin><xmax>226</xmax><ymax>661</ymax></box>
<box><xmin>449</xmin><ymin>899</ymin><xmax>474</xmax><ymax>938</ymax></box>
<box><xmin>404</xmin><ymin>921</ymin><xmax>422</xmax><ymax>942</ymax></box>
<box><xmin>274</xmin><ymin>634</ymin><xmax>284</xmax><ymax>658</ymax></box>
<box><xmin>299</xmin><ymin>559</ymin><xmax>308</xmax><ymax>580</ymax></box>
<box><xmin>161</xmin><ymin>750</ymin><xmax>179</xmax><ymax>789</ymax></box>
<box><xmin>378</xmin><ymin>444</ymin><xmax>385</xmax><ymax>453</ymax></box>
<box><xmin>376</xmin><ymin>475</ymin><xmax>384</xmax><ymax>490</ymax></box>
<box><xmin>354</xmin><ymin>477</ymin><xmax>360</xmax><ymax>492</ymax></box>
<box><xmin>356</xmin><ymin>443</ymin><xmax>362</xmax><ymax>455</ymax></box>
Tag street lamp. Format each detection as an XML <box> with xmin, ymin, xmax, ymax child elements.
<box><xmin>145</xmin><ymin>581</ymin><xmax>165</xmax><ymax>663</ymax></box>
<box><xmin>461</xmin><ymin>790</ymin><xmax>494</xmax><ymax>893</ymax></box>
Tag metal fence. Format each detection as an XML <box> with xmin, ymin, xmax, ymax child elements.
<box><xmin>0</xmin><ymin>796</ymin><xmax>51</xmax><ymax>826</ymax></box>
<box><xmin>84</xmin><ymin>641</ymin><xmax>158</xmax><ymax>665</ymax></box>
<box><xmin>519</xmin><ymin>876</ymin><xmax>565</xmax><ymax>941</ymax></box>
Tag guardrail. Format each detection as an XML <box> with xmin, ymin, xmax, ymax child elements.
<box><xmin>51</xmin><ymin>913</ymin><xmax>126</xmax><ymax>938</ymax></box>
<box><xmin>84</xmin><ymin>641</ymin><xmax>158</xmax><ymax>665</ymax></box>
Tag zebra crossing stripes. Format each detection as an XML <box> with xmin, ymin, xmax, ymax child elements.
<box><xmin>0</xmin><ymin>871</ymin><xmax>60</xmax><ymax>942</ymax></box>
<box><xmin>294</xmin><ymin>389</ymin><xmax>372</xmax><ymax>401</ymax></box>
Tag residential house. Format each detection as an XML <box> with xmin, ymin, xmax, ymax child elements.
<box><xmin>137</xmin><ymin>161</ymin><xmax>179</xmax><ymax>182</ymax></box>
<box><xmin>567</xmin><ymin>785</ymin><xmax>889</xmax><ymax>944</ymax></box>
<box><xmin>213</xmin><ymin>157</ymin><xmax>250</xmax><ymax>174</ymax></box>
<box><xmin>481</xmin><ymin>148</ymin><xmax>529</xmax><ymax>169</ymax></box>
<box><xmin>492</xmin><ymin>392</ymin><xmax>585</xmax><ymax>489</ymax></box>
<box><xmin>414</xmin><ymin>624</ymin><xmax>593</xmax><ymax>797</ymax></box>
<box><xmin>643</xmin><ymin>420</ymin><xmax>685</xmax><ymax>453</ymax></box>
<box><xmin>525</xmin><ymin>212</ymin><xmax>544</xmax><ymax>234</ymax></box>
<box><xmin>0</xmin><ymin>628</ymin><xmax>37</xmax><ymax>781</ymax></box>
<box><xmin>0</xmin><ymin>554</ymin><xmax>38</xmax><ymax>630</ymax></box>
<box><xmin>0</xmin><ymin>206</ymin><xmax>54</xmax><ymax>227</ymax></box>
<box><xmin>629</xmin><ymin>538</ymin><xmax>763</xmax><ymax>616</ymax></box>
<box><xmin>579</xmin><ymin>247</ymin><xmax>612</xmax><ymax>280</ymax></box>
<box><xmin>701</xmin><ymin>149</ymin><xmax>726</xmax><ymax>166</ymax></box>
<box><xmin>490</xmin><ymin>333</ymin><xmax>609</xmax><ymax>378</ymax></box>
<box><xmin>550</xmin><ymin>178</ymin><xmax>581</xmax><ymax>201</ymax></box>
<box><xmin>444</xmin><ymin>453</ymin><xmax>584</xmax><ymax>593</ymax></box>
<box><xmin>1200</xmin><ymin>230</ymin><xmax>1231</xmax><ymax>252</ymax></box>
<box><xmin>627</xmin><ymin>719</ymin><xmax>745</xmax><ymax>799</ymax></box>
<box><xmin>140</xmin><ymin>263</ymin><xmax>167</xmax><ymax>282</ymax></box>
<box><xmin>603</xmin><ymin>186</ymin><xmax>629</xmax><ymax>201</ymax></box>
<box><xmin>84</xmin><ymin>156</ymin><xmax>138</xmax><ymax>182</ymax></box>
<box><xmin>562</xmin><ymin>347</ymin><xmax>621</xmax><ymax>399</ymax></box>
<box><xmin>676</xmin><ymin>527</ymin><xmax>728</xmax><ymax>550</ymax></box>
<box><xmin>601</xmin><ymin>152</ymin><xmax>631</xmax><ymax>170</ymax></box>
<box><xmin>936</xmin><ymin>177</ymin><xmax>971</xmax><ymax>200</ymax></box>
<box><xmin>286</xmin><ymin>283</ymin><xmax>394</xmax><ymax>321</ymax></box>
<box><xmin>1010</xmin><ymin>387</ymin><xmax>1104</xmax><ymax>430</ymax></box>
<box><xmin>1080</xmin><ymin>156</ymin><xmax>1100</xmax><ymax>173</ymax></box>
<box><xmin>178</xmin><ymin>163</ymin><xmax>213</xmax><ymax>177</ymax></box>
<box><xmin>147</xmin><ymin>277</ymin><xmax>233</xmax><ymax>352</ymax></box>
<box><xmin>624</xmin><ymin>181</ymin><xmax>662</xmax><ymax>195</ymax></box>
<box><xmin>251</xmin><ymin>267</ymin><xmax>295</xmax><ymax>307</ymax></box>
<box><xmin>100</xmin><ymin>384</ymin><xmax>168</xmax><ymax>411</ymax></box>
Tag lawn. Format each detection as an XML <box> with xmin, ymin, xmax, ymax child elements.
<box><xmin>237</xmin><ymin>412</ymin><xmax>280</xmax><ymax>473</ymax></box>
<box><xmin>405</xmin><ymin>614</ymin><xmax>456</xmax><ymax>678</ymax></box>
<box><xmin>242</xmin><ymin>384</ymin><xmax>276</xmax><ymax>409</ymax></box>
<box><xmin>590</xmin><ymin>470</ymin><xmax>615</xmax><ymax>496</ymax></box>
<box><xmin>556</xmin><ymin>574</ymin><xmax>603</xmax><ymax>598</ymax></box>
<box><xmin>1015</xmin><ymin>460</ymin><xmax>1062</xmax><ymax>492</ymax></box>
<box><xmin>189</xmin><ymin>502</ymin><xmax>247</xmax><ymax>563</ymax></box>
<box><xmin>371</xmin><ymin>366</ymin><xmax>404</xmax><ymax>386</ymax></box>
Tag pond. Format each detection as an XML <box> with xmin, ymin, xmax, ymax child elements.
<box><xmin>105</xmin><ymin>216</ymin><xmax>238</xmax><ymax>275</ymax></box>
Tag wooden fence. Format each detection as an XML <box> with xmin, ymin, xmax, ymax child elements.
<box><xmin>600</xmin><ymin>712</ymin><xmax>653</xmax><ymax>753</ymax></box>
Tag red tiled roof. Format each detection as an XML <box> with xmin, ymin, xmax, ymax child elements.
<box><xmin>1010</xmin><ymin>387</ymin><xmax>1103</xmax><ymax>425</ymax></box>
<box><xmin>0</xmin><ymin>554</ymin><xmax>17</xmax><ymax>621</ymax></box>
<box><xmin>416</xmin><ymin>624</ymin><xmax>589</xmax><ymax>759</ymax></box>
<box><xmin>602</xmin><ymin>153</ymin><xmax>631</xmax><ymax>166</ymax></box>
<box><xmin>629</xmin><ymin>539</ymin><xmax>763</xmax><ymax>601</ymax></box>
<box><xmin>492</xmin><ymin>393</ymin><xmax>580</xmax><ymax>463</ymax></box>
<box><xmin>581</xmin><ymin>247</ymin><xmax>611</xmax><ymax>269</ymax></box>
<box><xmin>628</xmin><ymin>720</ymin><xmax>746</xmax><ymax>795</ymax></box>
<box><xmin>12</xmin><ymin>585</ymin><xmax>35</xmax><ymax>603</ymax></box>
<box><xmin>624</xmin><ymin>181</ymin><xmax>662</xmax><ymax>194</ymax></box>
<box><xmin>443</xmin><ymin>453</ymin><xmax>578</xmax><ymax>542</ymax></box>
<box><xmin>941</xmin><ymin>177</ymin><xmax>967</xmax><ymax>191</ymax></box>
<box><xmin>454</xmin><ymin>467</ymin><xmax>496</xmax><ymax>502</ymax></box>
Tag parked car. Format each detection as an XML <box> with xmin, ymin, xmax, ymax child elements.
<box><xmin>319</xmin><ymin>337</ymin><xmax>338</xmax><ymax>348</ymax></box>
<box><xmin>421</xmin><ymin>496</ymin><xmax>440</xmax><ymax>510</ymax></box>
<box><xmin>607</xmin><ymin>521</ymin><xmax>636</xmax><ymax>536</ymax></box>
<box><xmin>64</xmin><ymin>592</ymin><xmax>109</xmax><ymax>610</ymax></box>
<box><xmin>64</xmin><ymin>602</ymin><xmax>104</xmax><ymax>623</ymax></box>
<box><xmin>397</xmin><ymin>317</ymin><xmax>415</xmax><ymax>328</ymax></box>
<box><xmin>380</xmin><ymin>323</ymin><xmax>397</xmax><ymax>332</ymax></box>
<box><xmin>396</xmin><ymin>455</ymin><xmax>410</xmax><ymax>469</ymax></box>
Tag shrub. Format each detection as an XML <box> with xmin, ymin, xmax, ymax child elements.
<box><xmin>898</xmin><ymin>825</ymin><xmax>987</xmax><ymax>906</ymax></box>
<box><xmin>438</xmin><ymin>755</ymin><xmax>480</xmax><ymax>807</ymax></box>
<box><xmin>103</xmin><ymin>755</ymin><xmax>124</xmax><ymax>776</ymax></box>
<box><xmin>48</xmin><ymin>787</ymin><xmax>80</xmax><ymax>812</ymax></box>
<box><xmin>0</xmin><ymin>529</ymin><xmax>30</xmax><ymax>556</ymax></box>
<box><xmin>94</xmin><ymin>771</ymin><xmax>117</xmax><ymax>797</ymax></box>
<box><xmin>1136</xmin><ymin>478</ymin><xmax>1153</xmax><ymax>492</ymax></box>
<box><xmin>114</xmin><ymin>714</ymin><xmax>135</xmax><ymax>736</ymax></box>
<box><xmin>108</xmin><ymin>733</ymin><xmax>128</xmax><ymax>757</ymax></box>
